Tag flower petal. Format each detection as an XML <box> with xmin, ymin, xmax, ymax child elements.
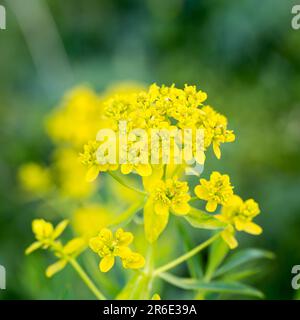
<box><xmin>121</xmin><ymin>164</ymin><xmax>133</xmax><ymax>175</ymax></box>
<box><xmin>206</xmin><ymin>201</ymin><xmax>218</xmax><ymax>212</ymax></box>
<box><xmin>135</xmin><ymin>164</ymin><xmax>152</xmax><ymax>177</ymax></box>
<box><xmin>243</xmin><ymin>222</ymin><xmax>262</xmax><ymax>235</ymax></box>
<box><xmin>89</xmin><ymin>237</ymin><xmax>104</xmax><ymax>253</ymax></box>
<box><xmin>53</xmin><ymin>220</ymin><xmax>69</xmax><ymax>239</ymax></box>
<box><xmin>25</xmin><ymin>241</ymin><xmax>42</xmax><ymax>255</ymax></box>
<box><xmin>194</xmin><ymin>185</ymin><xmax>208</xmax><ymax>200</ymax></box>
<box><xmin>45</xmin><ymin>260</ymin><xmax>67</xmax><ymax>278</ymax></box>
<box><xmin>122</xmin><ymin>252</ymin><xmax>145</xmax><ymax>269</ymax></box>
<box><xmin>86</xmin><ymin>165</ymin><xmax>100</xmax><ymax>182</ymax></box>
<box><xmin>172</xmin><ymin>202</ymin><xmax>190</xmax><ymax>215</ymax></box>
<box><xmin>221</xmin><ymin>230</ymin><xmax>238</xmax><ymax>249</ymax></box>
<box><xmin>99</xmin><ymin>255</ymin><xmax>115</xmax><ymax>272</ymax></box>
<box><xmin>213</xmin><ymin>142</ymin><xmax>221</xmax><ymax>159</ymax></box>
<box><xmin>115</xmin><ymin>228</ymin><xmax>133</xmax><ymax>246</ymax></box>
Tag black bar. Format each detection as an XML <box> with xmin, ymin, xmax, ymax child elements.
<box><xmin>0</xmin><ymin>300</ymin><xmax>297</xmax><ymax>319</ymax></box>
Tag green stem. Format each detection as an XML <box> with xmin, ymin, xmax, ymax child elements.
<box><xmin>189</xmin><ymin>196</ymin><xmax>199</xmax><ymax>202</ymax></box>
<box><xmin>153</xmin><ymin>233</ymin><xmax>221</xmax><ymax>276</ymax></box>
<box><xmin>109</xmin><ymin>200</ymin><xmax>146</xmax><ymax>228</ymax></box>
<box><xmin>69</xmin><ymin>258</ymin><xmax>106</xmax><ymax>300</ymax></box>
<box><xmin>108</xmin><ymin>171</ymin><xmax>148</xmax><ymax>196</ymax></box>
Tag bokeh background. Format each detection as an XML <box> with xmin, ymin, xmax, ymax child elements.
<box><xmin>0</xmin><ymin>0</ymin><xmax>300</xmax><ymax>299</ymax></box>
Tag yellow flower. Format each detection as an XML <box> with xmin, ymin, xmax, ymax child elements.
<box><xmin>143</xmin><ymin>170</ymin><xmax>191</xmax><ymax>242</ymax></box>
<box><xmin>80</xmin><ymin>140</ymin><xmax>118</xmax><ymax>182</ymax></box>
<box><xmin>120</xmin><ymin>139</ymin><xmax>152</xmax><ymax>177</ymax></box>
<box><xmin>25</xmin><ymin>219</ymin><xmax>69</xmax><ymax>254</ymax></box>
<box><xmin>194</xmin><ymin>171</ymin><xmax>234</xmax><ymax>212</ymax></box>
<box><xmin>216</xmin><ymin>195</ymin><xmax>263</xmax><ymax>249</ymax></box>
<box><xmin>18</xmin><ymin>163</ymin><xmax>52</xmax><ymax>195</ymax></box>
<box><xmin>89</xmin><ymin>228</ymin><xmax>145</xmax><ymax>272</ymax></box>
<box><xmin>46</xmin><ymin>86</ymin><xmax>104</xmax><ymax>149</ymax></box>
<box><xmin>200</xmin><ymin>106</ymin><xmax>235</xmax><ymax>159</ymax></box>
<box><xmin>26</xmin><ymin>218</ymin><xmax>86</xmax><ymax>277</ymax></box>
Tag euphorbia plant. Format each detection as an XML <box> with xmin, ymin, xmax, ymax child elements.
<box><xmin>24</xmin><ymin>84</ymin><xmax>273</xmax><ymax>299</ymax></box>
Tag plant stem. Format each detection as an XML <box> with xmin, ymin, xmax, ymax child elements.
<box><xmin>153</xmin><ymin>233</ymin><xmax>221</xmax><ymax>276</ymax></box>
<box><xmin>109</xmin><ymin>200</ymin><xmax>145</xmax><ymax>228</ymax></box>
<box><xmin>189</xmin><ymin>196</ymin><xmax>199</xmax><ymax>202</ymax></box>
<box><xmin>69</xmin><ymin>258</ymin><xmax>106</xmax><ymax>300</ymax></box>
<box><xmin>108</xmin><ymin>171</ymin><xmax>148</xmax><ymax>196</ymax></box>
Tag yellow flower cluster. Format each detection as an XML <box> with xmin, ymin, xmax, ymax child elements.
<box><xmin>194</xmin><ymin>171</ymin><xmax>234</xmax><ymax>212</ymax></box>
<box><xmin>89</xmin><ymin>228</ymin><xmax>145</xmax><ymax>272</ymax></box>
<box><xmin>216</xmin><ymin>195</ymin><xmax>262</xmax><ymax>249</ymax></box>
<box><xmin>46</xmin><ymin>86</ymin><xmax>104</xmax><ymax>149</ymax></box>
<box><xmin>193</xmin><ymin>172</ymin><xmax>263</xmax><ymax>249</ymax></box>
<box><xmin>26</xmin><ymin>219</ymin><xmax>85</xmax><ymax>277</ymax></box>
<box><xmin>46</xmin><ymin>84</ymin><xmax>145</xmax><ymax>149</ymax></box>
<box><xmin>80</xmin><ymin>84</ymin><xmax>235</xmax><ymax>180</ymax></box>
<box><xmin>143</xmin><ymin>169</ymin><xmax>191</xmax><ymax>242</ymax></box>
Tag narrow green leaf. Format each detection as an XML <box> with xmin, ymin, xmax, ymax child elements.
<box><xmin>159</xmin><ymin>273</ymin><xmax>264</xmax><ymax>298</ymax></box>
<box><xmin>205</xmin><ymin>236</ymin><xmax>229</xmax><ymax>280</ymax></box>
<box><xmin>183</xmin><ymin>208</ymin><xmax>227</xmax><ymax>230</ymax></box>
<box><xmin>177</xmin><ymin>222</ymin><xmax>203</xmax><ymax>278</ymax></box>
<box><xmin>221</xmin><ymin>267</ymin><xmax>262</xmax><ymax>281</ymax></box>
<box><xmin>215</xmin><ymin>249</ymin><xmax>275</xmax><ymax>277</ymax></box>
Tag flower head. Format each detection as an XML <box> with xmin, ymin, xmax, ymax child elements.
<box><xmin>89</xmin><ymin>228</ymin><xmax>145</xmax><ymax>272</ymax></box>
<box><xmin>27</xmin><ymin>219</ymin><xmax>69</xmax><ymax>251</ymax></box>
<box><xmin>143</xmin><ymin>171</ymin><xmax>191</xmax><ymax>242</ymax></box>
<box><xmin>26</xmin><ymin>219</ymin><xmax>85</xmax><ymax>278</ymax></box>
<box><xmin>194</xmin><ymin>171</ymin><xmax>234</xmax><ymax>212</ymax></box>
<box><xmin>216</xmin><ymin>195</ymin><xmax>262</xmax><ymax>249</ymax></box>
<box><xmin>151</xmin><ymin>176</ymin><xmax>191</xmax><ymax>216</ymax></box>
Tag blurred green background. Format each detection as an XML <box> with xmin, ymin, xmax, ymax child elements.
<box><xmin>0</xmin><ymin>0</ymin><xmax>300</xmax><ymax>299</ymax></box>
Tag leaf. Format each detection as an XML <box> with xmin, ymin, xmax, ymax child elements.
<box><xmin>221</xmin><ymin>267</ymin><xmax>262</xmax><ymax>281</ymax></box>
<box><xmin>205</xmin><ymin>236</ymin><xmax>229</xmax><ymax>280</ymax></box>
<box><xmin>159</xmin><ymin>273</ymin><xmax>264</xmax><ymax>298</ymax></box>
<box><xmin>25</xmin><ymin>241</ymin><xmax>42</xmax><ymax>255</ymax></box>
<box><xmin>183</xmin><ymin>208</ymin><xmax>227</xmax><ymax>230</ymax></box>
<box><xmin>45</xmin><ymin>260</ymin><xmax>67</xmax><ymax>278</ymax></box>
<box><xmin>144</xmin><ymin>199</ymin><xmax>169</xmax><ymax>243</ymax></box>
<box><xmin>214</xmin><ymin>249</ymin><xmax>275</xmax><ymax>277</ymax></box>
<box><xmin>116</xmin><ymin>273</ymin><xmax>152</xmax><ymax>299</ymax></box>
<box><xmin>53</xmin><ymin>220</ymin><xmax>69</xmax><ymax>239</ymax></box>
<box><xmin>177</xmin><ymin>223</ymin><xmax>203</xmax><ymax>278</ymax></box>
